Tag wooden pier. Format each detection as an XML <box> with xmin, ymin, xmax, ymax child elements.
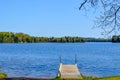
<box><xmin>58</xmin><ymin>56</ymin><xmax>82</xmax><ymax>79</ymax></box>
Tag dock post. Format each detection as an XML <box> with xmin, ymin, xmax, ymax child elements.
<box><xmin>59</xmin><ymin>56</ymin><xmax>61</xmax><ymax>63</ymax></box>
<box><xmin>58</xmin><ymin>56</ymin><xmax>62</xmax><ymax>77</ymax></box>
<box><xmin>75</xmin><ymin>54</ymin><xmax>77</xmax><ymax>64</ymax></box>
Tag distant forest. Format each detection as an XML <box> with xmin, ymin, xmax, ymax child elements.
<box><xmin>0</xmin><ymin>32</ymin><xmax>85</xmax><ymax>43</ymax></box>
<box><xmin>0</xmin><ymin>32</ymin><xmax>114</xmax><ymax>43</ymax></box>
<box><xmin>112</xmin><ymin>35</ymin><xmax>120</xmax><ymax>42</ymax></box>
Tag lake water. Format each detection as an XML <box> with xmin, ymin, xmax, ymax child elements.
<box><xmin>0</xmin><ymin>42</ymin><xmax>120</xmax><ymax>78</ymax></box>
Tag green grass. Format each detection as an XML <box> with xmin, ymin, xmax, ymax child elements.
<box><xmin>52</xmin><ymin>77</ymin><xmax>61</xmax><ymax>80</ymax></box>
<box><xmin>98</xmin><ymin>76</ymin><xmax>120</xmax><ymax>80</ymax></box>
<box><xmin>82</xmin><ymin>76</ymin><xmax>98</xmax><ymax>80</ymax></box>
<box><xmin>52</xmin><ymin>76</ymin><xmax>120</xmax><ymax>80</ymax></box>
<box><xmin>0</xmin><ymin>72</ymin><xmax>7</xmax><ymax>78</ymax></box>
<box><xmin>0</xmin><ymin>72</ymin><xmax>120</xmax><ymax>80</ymax></box>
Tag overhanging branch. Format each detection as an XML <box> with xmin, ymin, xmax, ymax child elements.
<box><xmin>79</xmin><ymin>0</ymin><xmax>87</xmax><ymax>10</ymax></box>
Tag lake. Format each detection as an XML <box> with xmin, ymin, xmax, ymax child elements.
<box><xmin>0</xmin><ymin>42</ymin><xmax>120</xmax><ymax>78</ymax></box>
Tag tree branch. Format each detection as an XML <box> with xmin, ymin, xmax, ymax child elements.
<box><xmin>79</xmin><ymin>0</ymin><xmax>87</xmax><ymax>10</ymax></box>
<box><xmin>79</xmin><ymin>0</ymin><xmax>120</xmax><ymax>35</ymax></box>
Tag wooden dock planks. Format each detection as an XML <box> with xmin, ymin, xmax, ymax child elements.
<box><xmin>58</xmin><ymin>63</ymin><xmax>82</xmax><ymax>79</ymax></box>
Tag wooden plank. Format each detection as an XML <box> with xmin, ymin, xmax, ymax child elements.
<box><xmin>58</xmin><ymin>63</ymin><xmax>82</xmax><ymax>79</ymax></box>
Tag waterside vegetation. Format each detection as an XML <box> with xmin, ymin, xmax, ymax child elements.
<box><xmin>0</xmin><ymin>72</ymin><xmax>120</xmax><ymax>80</ymax></box>
<box><xmin>112</xmin><ymin>35</ymin><xmax>120</xmax><ymax>42</ymax></box>
<box><xmin>0</xmin><ymin>32</ymin><xmax>85</xmax><ymax>43</ymax></box>
<box><xmin>0</xmin><ymin>72</ymin><xmax>7</xmax><ymax>78</ymax></box>
<box><xmin>0</xmin><ymin>32</ymin><xmax>113</xmax><ymax>43</ymax></box>
<box><xmin>53</xmin><ymin>76</ymin><xmax>120</xmax><ymax>80</ymax></box>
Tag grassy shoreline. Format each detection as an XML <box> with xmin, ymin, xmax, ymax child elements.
<box><xmin>0</xmin><ymin>76</ymin><xmax>119</xmax><ymax>80</ymax></box>
<box><xmin>0</xmin><ymin>73</ymin><xmax>120</xmax><ymax>80</ymax></box>
<box><xmin>53</xmin><ymin>76</ymin><xmax>120</xmax><ymax>80</ymax></box>
<box><xmin>0</xmin><ymin>72</ymin><xmax>7</xmax><ymax>78</ymax></box>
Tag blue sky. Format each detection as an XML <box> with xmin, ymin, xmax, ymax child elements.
<box><xmin>0</xmin><ymin>0</ymin><xmax>103</xmax><ymax>38</ymax></box>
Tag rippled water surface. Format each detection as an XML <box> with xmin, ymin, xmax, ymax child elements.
<box><xmin>0</xmin><ymin>42</ymin><xmax>120</xmax><ymax>78</ymax></box>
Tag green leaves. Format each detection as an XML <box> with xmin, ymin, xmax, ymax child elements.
<box><xmin>0</xmin><ymin>32</ymin><xmax>85</xmax><ymax>43</ymax></box>
<box><xmin>0</xmin><ymin>72</ymin><xmax>7</xmax><ymax>78</ymax></box>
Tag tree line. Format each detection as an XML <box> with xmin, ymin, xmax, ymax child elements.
<box><xmin>0</xmin><ymin>32</ymin><xmax>85</xmax><ymax>43</ymax></box>
<box><xmin>112</xmin><ymin>35</ymin><xmax>120</xmax><ymax>42</ymax></box>
<box><xmin>85</xmin><ymin>38</ymin><xmax>111</xmax><ymax>42</ymax></box>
